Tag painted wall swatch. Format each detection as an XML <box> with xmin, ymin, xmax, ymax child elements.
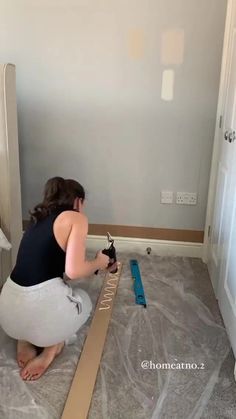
<box><xmin>128</xmin><ymin>29</ymin><xmax>144</xmax><ymax>60</ymax></box>
<box><xmin>161</xmin><ymin>69</ymin><xmax>175</xmax><ymax>101</ymax></box>
<box><xmin>161</xmin><ymin>29</ymin><xmax>185</xmax><ymax>65</ymax></box>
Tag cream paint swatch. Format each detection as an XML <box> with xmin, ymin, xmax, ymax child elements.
<box><xmin>161</xmin><ymin>70</ymin><xmax>175</xmax><ymax>101</ymax></box>
<box><xmin>128</xmin><ymin>29</ymin><xmax>144</xmax><ymax>60</ymax></box>
<box><xmin>161</xmin><ymin>29</ymin><xmax>185</xmax><ymax>65</ymax></box>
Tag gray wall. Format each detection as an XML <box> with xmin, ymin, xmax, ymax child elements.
<box><xmin>1</xmin><ymin>0</ymin><xmax>227</xmax><ymax>229</ymax></box>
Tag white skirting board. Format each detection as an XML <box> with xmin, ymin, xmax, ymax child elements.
<box><xmin>86</xmin><ymin>235</ymin><xmax>203</xmax><ymax>259</ymax></box>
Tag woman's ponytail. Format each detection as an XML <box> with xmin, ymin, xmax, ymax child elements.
<box><xmin>43</xmin><ymin>177</ymin><xmax>66</xmax><ymax>202</ymax></box>
<box><xmin>29</xmin><ymin>176</ymin><xmax>85</xmax><ymax>223</ymax></box>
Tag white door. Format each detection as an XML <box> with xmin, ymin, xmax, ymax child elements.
<box><xmin>209</xmin><ymin>1</ymin><xmax>236</xmax><ymax>357</ymax></box>
<box><xmin>208</xmin><ymin>1</ymin><xmax>236</xmax><ymax>295</ymax></box>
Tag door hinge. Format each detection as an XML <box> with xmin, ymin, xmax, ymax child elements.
<box><xmin>208</xmin><ymin>225</ymin><xmax>211</xmax><ymax>237</ymax></box>
<box><xmin>219</xmin><ymin>115</ymin><xmax>223</xmax><ymax>129</ymax></box>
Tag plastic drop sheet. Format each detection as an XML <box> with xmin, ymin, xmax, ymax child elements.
<box><xmin>0</xmin><ymin>254</ymin><xmax>232</xmax><ymax>419</ymax></box>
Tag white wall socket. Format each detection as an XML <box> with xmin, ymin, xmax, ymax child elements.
<box><xmin>161</xmin><ymin>190</ymin><xmax>173</xmax><ymax>204</ymax></box>
<box><xmin>176</xmin><ymin>192</ymin><xmax>197</xmax><ymax>205</ymax></box>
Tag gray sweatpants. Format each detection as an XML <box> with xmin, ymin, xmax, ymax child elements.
<box><xmin>0</xmin><ymin>276</ymin><xmax>93</xmax><ymax>347</ymax></box>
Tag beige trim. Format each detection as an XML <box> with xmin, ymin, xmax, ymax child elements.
<box><xmin>23</xmin><ymin>220</ymin><xmax>204</xmax><ymax>243</ymax></box>
<box><xmin>0</xmin><ymin>64</ymin><xmax>23</xmax><ymax>284</ymax></box>
<box><xmin>88</xmin><ymin>224</ymin><xmax>204</xmax><ymax>243</ymax></box>
<box><xmin>61</xmin><ymin>263</ymin><xmax>122</xmax><ymax>419</ymax></box>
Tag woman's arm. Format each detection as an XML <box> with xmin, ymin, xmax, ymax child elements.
<box><xmin>65</xmin><ymin>213</ymin><xmax>109</xmax><ymax>279</ymax></box>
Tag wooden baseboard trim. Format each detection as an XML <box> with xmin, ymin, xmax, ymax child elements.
<box><xmin>88</xmin><ymin>224</ymin><xmax>204</xmax><ymax>243</ymax></box>
<box><xmin>23</xmin><ymin>220</ymin><xmax>204</xmax><ymax>243</ymax></box>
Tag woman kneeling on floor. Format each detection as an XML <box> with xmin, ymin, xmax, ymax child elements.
<box><xmin>0</xmin><ymin>177</ymin><xmax>110</xmax><ymax>380</ymax></box>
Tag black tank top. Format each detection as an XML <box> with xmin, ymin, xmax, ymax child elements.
<box><xmin>11</xmin><ymin>206</ymin><xmax>75</xmax><ymax>286</ymax></box>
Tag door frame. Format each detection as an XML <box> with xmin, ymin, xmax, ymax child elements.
<box><xmin>203</xmin><ymin>0</ymin><xmax>236</xmax><ymax>263</ymax></box>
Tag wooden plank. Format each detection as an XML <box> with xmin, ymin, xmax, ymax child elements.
<box><xmin>61</xmin><ymin>262</ymin><xmax>122</xmax><ymax>419</ymax></box>
<box><xmin>88</xmin><ymin>224</ymin><xmax>204</xmax><ymax>243</ymax></box>
<box><xmin>23</xmin><ymin>221</ymin><xmax>204</xmax><ymax>243</ymax></box>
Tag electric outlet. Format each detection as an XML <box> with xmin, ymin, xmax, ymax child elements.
<box><xmin>161</xmin><ymin>190</ymin><xmax>173</xmax><ymax>204</ymax></box>
<box><xmin>187</xmin><ymin>193</ymin><xmax>197</xmax><ymax>205</ymax></box>
<box><xmin>176</xmin><ymin>192</ymin><xmax>197</xmax><ymax>205</ymax></box>
<box><xmin>176</xmin><ymin>192</ymin><xmax>184</xmax><ymax>204</ymax></box>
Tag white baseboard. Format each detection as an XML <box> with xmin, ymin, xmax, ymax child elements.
<box><xmin>86</xmin><ymin>235</ymin><xmax>203</xmax><ymax>259</ymax></box>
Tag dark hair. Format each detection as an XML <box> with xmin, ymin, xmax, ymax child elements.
<box><xmin>29</xmin><ymin>176</ymin><xmax>85</xmax><ymax>223</ymax></box>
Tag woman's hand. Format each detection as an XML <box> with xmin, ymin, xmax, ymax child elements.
<box><xmin>95</xmin><ymin>250</ymin><xmax>110</xmax><ymax>270</ymax></box>
<box><xmin>107</xmin><ymin>262</ymin><xmax>117</xmax><ymax>273</ymax></box>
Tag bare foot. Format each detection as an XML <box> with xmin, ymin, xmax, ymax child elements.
<box><xmin>17</xmin><ymin>340</ymin><xmax>37</xmax><ymax>368</ymax></box>
<box><xmin>20</xmin><ymin>342</ymin><xmax>64</xmax><ymax>381</ymax></box>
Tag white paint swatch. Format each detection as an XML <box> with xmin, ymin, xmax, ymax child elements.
<box><xmin>161</xmin><ymin>69</ymin><xmax>175</xmax><ymax>101</ymax></box>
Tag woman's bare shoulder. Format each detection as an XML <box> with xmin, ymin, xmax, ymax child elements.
<box><xmin>55</xmin><ymin>210</ymin><xmax>88</xmax><ymax>226</ymax></box>
<box><xmin>53</xmin><ymin>211</ymin><xmax>88</xmax><ymax>251</ymax></box>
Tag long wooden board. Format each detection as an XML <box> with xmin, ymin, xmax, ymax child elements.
<box><xmin>61</xmin><ymin>262</ymin><xmax>122</xmax><ymax>419</ymax></box>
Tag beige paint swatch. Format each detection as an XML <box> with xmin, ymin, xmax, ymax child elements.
<box><xmin>128</xmin><ymin>29</ymin><xmax>144</xmax><ymax>60</ymax></box>
<box><xmin>161</xmin><ymin>69</ymin><xmax>175</xmax><ymax>101</ymax></box>
<box><xmin>161</xmin><ymin>29</ymin><xmax>184</xmax><ymax>65</ymax></box>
